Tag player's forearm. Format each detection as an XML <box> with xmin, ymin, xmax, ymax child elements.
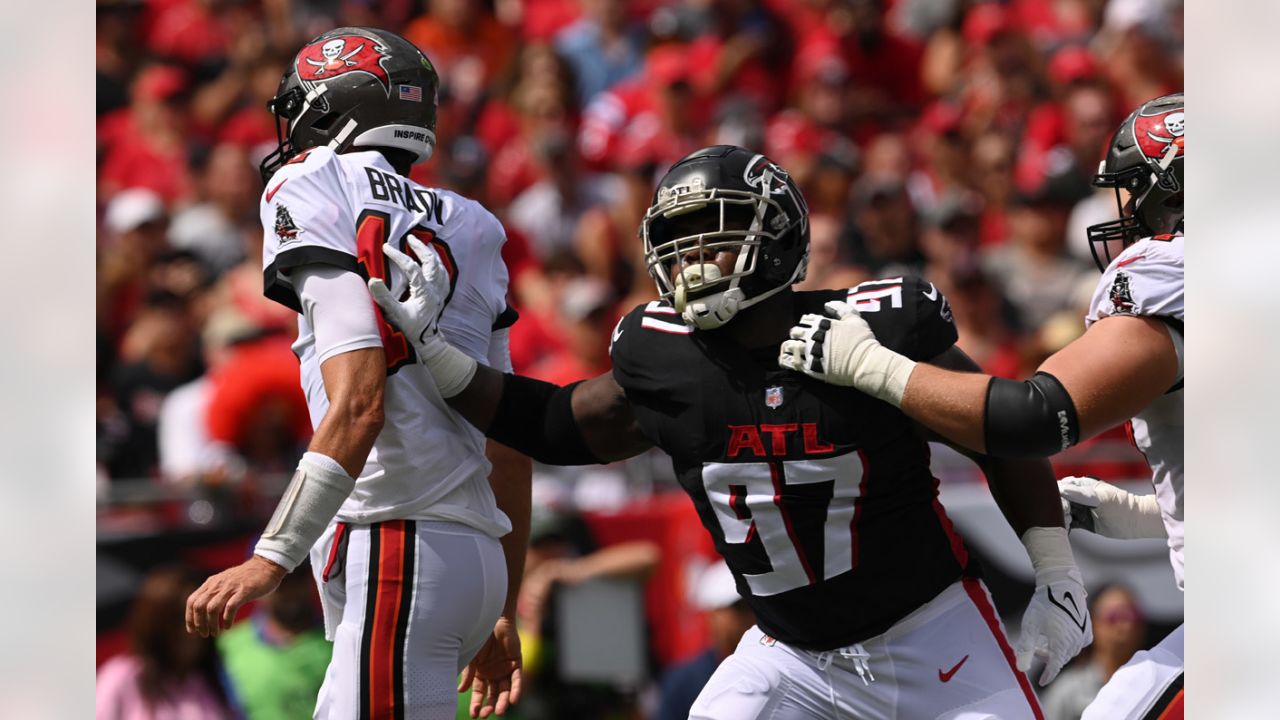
<box><xmin>899</xmin><ymin>364</ymin><xmax>992</xmax><ymax>453</ymax></box>
<box><xmin>308</xmin><ymin>405</ymin><xmax>384</xmax><ymax>477</ymax></box>
<box><xmin>562</xmin><ymin>541</ymin><xmax>661</xmax><ymax>583</ymax></box>
<box><xmin>310</xmin><ymin>347</ymin><xmax>388</xmax><ymax>476</ymax></box>
<box><xmin>980</xmin><ymin>456</ymin><xmax>1067</xmax><ymax>536</ymax></box>
<box><xmin>444</xmin><ymin>362</ymin><xmax>507</xmax><ymax>432</ymax></box>
<box><xmin>486</xmin><ymin>440</ymin><xmax>532</xmax><ymax>617</ymax></box>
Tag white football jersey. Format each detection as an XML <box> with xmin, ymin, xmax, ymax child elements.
<box><xmin>260</xmin><ymin>147</ymin><xmax>515</xmax><ymax>536</ymax></box>
<box><xmin>1086</xmin><ymin>235</ymin><xmax>1184</xmax><ymax>589</ymax></box>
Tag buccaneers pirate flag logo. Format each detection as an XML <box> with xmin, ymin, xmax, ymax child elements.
<box><xmin>275</xmin><ymin>204</ymin><xmax>302</xmax><ymax>244</ymax></box>
<box><xmin>295</xmin><ymin>34</ymin><xmax>392</xmax><ymax>95</ymax></box>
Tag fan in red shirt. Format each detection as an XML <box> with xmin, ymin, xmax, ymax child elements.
<box><xmin>98</xmin><ymin>65</ymin><xmax>194</xmax><ymax>206</ymax></box>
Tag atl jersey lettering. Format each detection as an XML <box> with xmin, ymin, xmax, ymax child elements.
<box><xmin>260</xmin><ymin>147</ymin><xmax>515</xmax><ymax>534</ymax></box>
<box><xmin>1087</xmin><ymin>235</ymin><xmax>1184</xmax><ymax>589</ymax></box>
<box><xmin>611</xmin><ymin>277</ymin><xmax>976</xmax><ymax>650</ymax></box>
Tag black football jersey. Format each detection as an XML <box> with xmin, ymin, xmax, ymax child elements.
<box><xmin>610</xmin><ymin>277</ymin><xmax>976</xmax><ymax>651</ymax></box>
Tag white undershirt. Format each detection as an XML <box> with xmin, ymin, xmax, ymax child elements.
<box><xmin>294</xmin><ymin>265</ymin><xmax>383</xmax><ymax>364</ymax></box>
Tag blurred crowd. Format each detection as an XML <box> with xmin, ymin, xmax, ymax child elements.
<box><xmin>96</xmin><ymin>3</ymin><xmax>1183</xmax><ymax>715</ymax></box>
<box><xmin>95</xmin><ymin>0</ymin><xmax>1183</xmax><ymax>490</ymax></box>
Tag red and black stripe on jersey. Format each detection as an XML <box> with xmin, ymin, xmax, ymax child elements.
<box><xmin>610</xmin><ymin>277</ymin><xmax>977</xmax><ymax>651</ymax></box>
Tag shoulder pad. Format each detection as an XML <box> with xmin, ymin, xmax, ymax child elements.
<box><xmin>610</xmin><ymin>301</ymin><xmax>693</xmax><ymax>395</ymax></box>
<box><xmin>839</xmin><ymin>276</ymin><xmax>957</xmax><ymax>360</ymax></box>
<box><xmin>1089</xmin><ymin>237</ymin><xmax>1184</xmax><ymax>326</ymax></box>
<box><xmin>262</xmin><ymin>147</ymin><xmax>340</xmax><ymax>194</ymax></box>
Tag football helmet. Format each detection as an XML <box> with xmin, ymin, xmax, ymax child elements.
<box><xmin>260</xmin><ymin>27</ymin><xmax>440</xmax><ymax>183</ymax></box>
<box><xmin>1087</xmin><ymin>93</ymin><xmax>1184</xmax><ymax>270</ymax></box>
<box><xmin>640</xmin><ymin>146</ymin><xmax>810</xmax><ymax>330</ymax></box>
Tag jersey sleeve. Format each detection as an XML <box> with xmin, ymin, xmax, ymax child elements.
<box><xmin>436</xmin><ymin>200</ymin><xmax>516</xmax><ymax>365</ymax></box>
<box><xmin>609</xmin><ymin>302</ymin><xmax>673</xmax><ymax>396</ymax></box>
<box><xmin>846</xmin><ymin>276</ymin><xmax>958</xmax><ymax>361</ymax></box>
<box><xmin>1086</xmin><ymin>237</ymin><xmax>1185</xmax><ymax>329</ymax></box>
<box><xmin>260</xmin><ymin>148</ymin><xmax>359</xmax><ymax>313</ymax></box>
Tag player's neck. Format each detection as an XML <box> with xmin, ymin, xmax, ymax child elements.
<box><xmin>722</xmin><ymin>290</ymin><xmax>795</xmax><ymax>349</ymax></box>
<box><xmin>371</xmin><ymin>147</ymin><xmax>413</xmax><ymax>176</ymax></box>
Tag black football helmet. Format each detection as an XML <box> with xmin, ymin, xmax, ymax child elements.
<box><xmin>1087</xmin><ymin>93</ymin><xmax>1184</xmax><ymax>270</ymax></box>
<box><xmin>640</xmin><ymin>146</ymin><xmax>810</xmax><ymax>330</ymax></box>
<box><xmin>259</xmin><ymin>27</ymin><xmax>441</xmax><ymax>183</ymax></box>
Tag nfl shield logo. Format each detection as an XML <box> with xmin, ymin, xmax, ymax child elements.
<box><xmin>765</xmin><ymin>386</ymin><xmax>784</xmax><ymax>409</ymax></box>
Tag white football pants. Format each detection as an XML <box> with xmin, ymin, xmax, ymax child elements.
<box><xmin>308</xmin><ymin>519</ymin><xmax>507</xmax><ymax>720</ymax></box>
<box><xmin>689</xmin><ymin>579</ymin><xmax>1044</xmax><ymax>720</ymax></box>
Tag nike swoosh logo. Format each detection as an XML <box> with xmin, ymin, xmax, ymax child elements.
<box><xmin>1047</xmin><ymin>588</ymin><xmax>1088</xmax><ymax>632</ymax></box>
<box><xmin>266</xmin><ymin>179</ymin><xmax>288</xmax><ymax>202</ymax></box>
<box><xmin>922</xmin><ymin>282</ymin><xmax>938</xmax><ymax>301</ymax></box>
<box><xmin>938</xmin><ymin>655</ymin><xmax>969</xmax><ymax>683</ymax></box>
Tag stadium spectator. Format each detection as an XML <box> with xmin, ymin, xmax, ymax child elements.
<box><xmin>94</xmin><ymin>4</ymin><xmax>1187</xmax><ymax>717</ymax></box>
<box><xmin>96</xmin><ymin>567</ymin><xmax>231</xmax><ymax>719</ymax></box>
<box><xmin>794</xmin><ymin>212</ymin><xmax>866</xmax><ymax>292</ymax></box>
<box><xmin>554</xmin><ymin>0</ymin><xmax>646</xmax><ymax>105</ymax></box>
<box><xmin>98</xmin><ymin>188</ymin><xmax>171</xmax><ymax>342</ymax></box>
<box><xmin>102</xmin><ymin>295</ymin><xmax>203</xmax><ymax>479</ymax></box>
<box><xmin>98</xmin><ymin>64</ymin><xmax>194</xmax><ymax>205</ymax></box>
<box><xmin>508</xmin><ymin>128</ymin><xmax>625</xmax><ymax>261</ymax></box>
<box><xmin>157</xmin><ymin>307</ymin><xmax>253</xmax><ymax>484</ymax></box>
<box><xmin>217</xmin><ymin>563</ymin><xmax>332</xmax><ymax>720</ymax></box>
<box><xmin>404</xmin><ymin>0</ymin><xmax>517</xmax><ymax>109</ymax></box>
<box><xmin>526</xmin><ymin>276</ymin><xmax>616</xmax><ymax>386</ymax></box>
<box><xmin>764</xmin><ymin>53</ymin><xmax>854</xmax><ymax>189</ymax></box>
<box><xmin>516</xmin><ymin>504</ymin><xmax>659</xmax><ymax>719</ymax></box>
<box><xmin>845</xmin><ymin>173</ymin><xmax>924</xmax><ymax>277</ymax></box>
<box><xmin>167</xmin><ymin>143</ymin><xmax>259</xmax><ymax>274</ymax></box>
<box><xmin>981</xmin><ymin>174</ymin><xmax>1094</xmax><ymax>333</ymax></box>
<box><xmin>1040</xmin><ymin>584</ymin><xmax>1149</xmax><ymax>720</ymax></box>
<box><xmin>655</xmin><ymin>560</ymin><xmax>756</xmax><ymax>720</ymax></box>
<box><xmin>482</xmin><ymin>43</ymin><xmax>579</xmax><ymax>206</ymax></box>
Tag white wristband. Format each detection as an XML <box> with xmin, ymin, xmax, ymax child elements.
<box><xmin>862</xmin><ymin>346</ymin><xmax>917</xmax><ymax>406</ymax></box>
<box><xmin>1020</xmin><ymin>526</ymin><xmax>1082</xmax><ymax>585</ymax></box>
<box><xmin>255</xmin><ymin>452</ymin><xmax>356</xmax><ymax>572</ymax></box>
<box><xmin>416</xmin><ymin>335</ymin><xmax>478</xmax><ymax>398</ymax></box>
<box><xmin>1099</xmin><ymin>489</ymin><xmax>1166</xmax><ymax>539</ymax></box>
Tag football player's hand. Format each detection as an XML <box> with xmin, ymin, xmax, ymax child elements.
<box><xmin>458</xmin><ymin>615</ymin><xmax>523</xmax><ymax>718</ymax></box>
<box><xmin>778</xmin><ymin>300</ymin><xmax>917</xmax><ymax>405</ymax></box>
<box><xmin>185</xmin><ymin>555</ymin><xmax>286</xmax><ymax>637</ymax></box>
<box><xmin>1017</xmin><ymin>568</ymin><xmax>1092</xmax><ymax>686</ymax></box>
<box><xmin>368</xmin><ymin>237</ymin><xmax>449</xmax><ymax>347</ymax></box>
<box><xmin>1058</xmin><ymin>476</ymin><xmax>1166</xmax><ymax>539</ymax></box>
<box><xmin>369</xmin><ymin>238</ymin><xmax>478</xmax><ymax>397</ymax></box>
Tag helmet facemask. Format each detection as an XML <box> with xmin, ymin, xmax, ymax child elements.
<box><xmin>641</xmin><ymin>176</ymin><xmax>801</xmax><ymax>330</ymax></box>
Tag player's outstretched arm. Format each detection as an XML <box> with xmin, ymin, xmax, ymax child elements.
<box><xmin>914</xmin><ymin>347</ymin><xmax>1092</xmax><ymax>686</ymax></box>
<box><xmin>781</xmin><ymin>301</ymin><xmax>1178</xmax><ymax>457</ymax></box>
<box><xmin>370</xmin><ymin>239</ymin><xmax>652</xmax><ymax>465</ymax></box>
<box><xmin>1059</xmin><ymin>476</ymin><xmax>1166</xmax><ymax>539</ymax></box>
<box><xmin>186</xmin><ymin>345</ymin><xmax>386</xmax><ymax>637</ymax></box>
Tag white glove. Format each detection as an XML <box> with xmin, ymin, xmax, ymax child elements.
<box><xmin>1058</xmin><ymin>476</ymin><xmax>1166</xmax><ymax>540</ymax></box>
<box><xmin>1016</xmin><ymin>527</ymin><xmax>1093</xmax><ymax>686</ymax></box>
<box><xmin>368</xmin><ymin>238</ymin><xmax>477</xmax><ymax>398</ymax></box>
<box><xmin>777</xmin><ymin>300</ymin><xmax>917</xmax><ymax>405</ymax></box>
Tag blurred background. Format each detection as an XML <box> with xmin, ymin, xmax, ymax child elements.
<box><xmin>95</xmin><ymin>0</ymin><xmax>1183</xmax><ymax>717</ymax></box>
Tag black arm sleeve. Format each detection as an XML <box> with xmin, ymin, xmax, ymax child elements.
<box><xmin>485</xmin><ymin>375</ymin><xmax>605</xmax><ymax>466</ymax></box>
<box><xmin>983</xmin><ymin>371</ymin><xmax>1080</xmax><ymax>458</ymax></box>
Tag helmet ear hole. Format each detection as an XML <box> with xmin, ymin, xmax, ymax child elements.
<box><xmin>310</xmin><ymin>112</ymin><xmax>342</xmax><ymax>133</ymax></box>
